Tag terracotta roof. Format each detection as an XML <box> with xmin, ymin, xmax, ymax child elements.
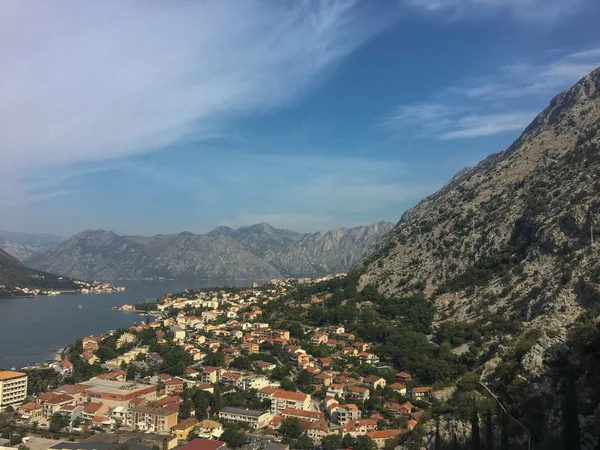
<box><xmin>0</xmin><ymin>370</ymin><xmax>26</xmax><ymax>381</ymax></box>
<box><xmin>413</xmin><ymin>386</ymin><xmax>432</xmax><ymax>393</ymax></box>
<box><xmin>165</xmin><ymin>379</ymin><xmax>184</xmax><ymax>385</ymax></box>
<box><xmin>367</xmin><ymin>430</ymin><xmax>404</xmax><ymax>439</ymax></box>
<box><xmin>282</xmin><ymin>408</ymin><xmax>323</xmax><ymax>420</ymax></box>
<box><xmin>172</xmin><ymin>418</ymin><xmax>199</xmax><ymax>431</ymax></box>
<box><xmin>273</xmin><ymin>390</ymin><xmax>309</xmax><ymax>401</ymax></box>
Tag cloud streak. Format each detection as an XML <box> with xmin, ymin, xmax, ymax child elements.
<box><xmin>0</xmin><ymin>0</ymin><xmax>394</xmax><ymax>173</ymax></box>
<box><xmin>403</xmin><ymin>0</ymin><xmax>589</xmax><ymax>23</ymax></box>
<box><xmin>385</xmin><ymin>48</ymin><xmax>600</xmax><ymax>140</ymax></box>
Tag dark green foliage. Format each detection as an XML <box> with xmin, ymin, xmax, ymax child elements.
<box><xmin>500</xmin><ymin>411</ymin><xmax>509</xmax><ymax>450</ymax></box>
<box><xmin>280</xmin><ymin>417</ymin><xmax>303</xmax><ymax>439</ymax></box>
<box><xmin>25</xmin><ymin>368</ymin><xmax>61</xmax><ymax>395</ymax></box>
<box><xmin>485</xmin><ymin>409</ymin><xmax>494</xmax><ymax>450</ymax></box>
<box><xmin>49</xmin><ymin>413</ymin><xmax>70</xmax><ymax>432</ymax></box>
<box><xmin>472</xmin><ymin>403</ymin><xmax>481</xmax><ymax>450</ymax></box>
<box><xmin>221</xmin><ymin>427</ymin><xmax>247</xmax><ymax>449</ymax></box>
<box><xmin>562</xmin><ymin>364</ymin><xmax>581</xmax><ymax>450</ymax></box>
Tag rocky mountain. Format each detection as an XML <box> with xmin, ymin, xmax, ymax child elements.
<box><xmin>0</xmin><ymin>246</ymin><xmax>80</xmax><ymax>296</ymax></box>
<box><xmin>362</xmin><ymin>67</ymin><xmax>600</xmax><ymax>327</ymax></box>
<box><xmin>359</xmin><ymin>66</ymin><xmax>600</xmax><ymax>449</ymax></box>
<box><xmin>27</xmin><ymin>222</ymin><xmax>392</xmax><ymax>280</ymax></box>
<box><xmin>0</xmin><ymin>230</ymin><xmax>64</xmax><ymax>262</ymax></box>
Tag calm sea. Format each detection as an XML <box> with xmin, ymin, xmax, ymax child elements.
<box><xmin>0</xmin><ymin>279</ymin><xmax>261</xmax><ymax>370</ymax></box>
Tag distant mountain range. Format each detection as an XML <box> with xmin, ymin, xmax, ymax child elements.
<box><xmin>0</xmin><ymin>230</ymin><xmax>64</xmax><ymax>262</ymax></box>
<box><xmin>24</xmin><ymin>222</ymin><xmax>393</xmax><ymax>280</ymax></box>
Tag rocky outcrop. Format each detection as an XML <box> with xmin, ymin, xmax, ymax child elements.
<box><xmin>27</xmin><ymin>222</ymin><xmax>393</xmax><ymax>280</ymax></box>
<box><xmin>360</xmin><ymin>67</ymin><xmax>600</xmax><ymax>333</ymax></box>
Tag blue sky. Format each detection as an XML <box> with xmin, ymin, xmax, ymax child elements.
<box><xmin>1</xmin><ymin>0</ymin><xmax>599</xmax><ymax>236</ymax></box>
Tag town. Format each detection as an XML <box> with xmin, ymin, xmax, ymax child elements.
<box><xmin>0</xmin><ymin>275</ymin><xmax>436</xmax><ymax>450</ymax></box>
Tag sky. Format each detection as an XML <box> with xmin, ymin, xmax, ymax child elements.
<box><xmin>1</xmin><ymin>0</ymin><xmax>600</xmax><ymax>237</ymax></box>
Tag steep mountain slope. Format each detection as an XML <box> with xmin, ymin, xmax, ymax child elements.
<box><xmin>207</xmin><ymin>222</ymin><xmax>303</xmax><ymax>258</ymax></box>
<box><xmin>28</xmin><ymin>229</ymin><xmax>282</xmax><ymax>280</ymax></box>
<box><xmin>361</xmin><ymin>66</ymin><xmax>600</xmax><ymax>333</ymax></box>
<box><xmin>0</xmin><ymin>246</ymin><xmax>80</xmax><ymax>296</ymax></box>
<box><xmin>28</xmin><ymin>222</ymin><xmax>393</xmax><ymax>280</ymax></box>
<box><xmin>267</xmin><ymin>221</ymin><xmax>394</xmax><ymax>277</ymax></box>
<box><xmin>0</xmin><ymin>230</ymin><xmax>64</xmax><ymax>261</ymax></box>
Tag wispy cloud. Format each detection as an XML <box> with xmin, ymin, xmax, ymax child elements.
<box><xmin>402</xmin><ymin>0</ymin><xmax>589</xmax><ymax>23</ymax></box>
<box><xmin>385</xmin><ymin>48</ymin><xmax>600</xmax><ymax>140</ymax></box>
<box><xmin>451</xmin><ymin>48</ymin><xmax>600</xmax><ymax>100</ymax></box>
<box><xmin>0</xmin><ymin>0</ymin><xmax>394</xmax><ymax>174</ymax></box>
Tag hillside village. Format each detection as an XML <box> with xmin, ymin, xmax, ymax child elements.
<box><xmin>0</xmin><ymin>275</ymin><xmax>435</xmax><ymax>450</ymax></box>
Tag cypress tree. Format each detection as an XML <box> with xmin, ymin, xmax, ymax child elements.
<box><xmin>472</xmin><ymin>402</ymin><xmax>481</xmax><ymax>450</ymax></box>
<box><xmin>435</xmin><ymin>417</ymin><xmax>441</xmax><ymax>450</ymax></box>
<box><xmin>500</xmin><ymin>411</ymin><xmax>509</xmax><ymax>450</ymax></box>
<box><xmin>562</xmin><ymin>363</ymin><xmax>581</xmax><ymax>450</ymax></box>
<box><xmin>486</xmin><ymin>408</ymin><xmax>494</xmax><ymax>450</ymax></box>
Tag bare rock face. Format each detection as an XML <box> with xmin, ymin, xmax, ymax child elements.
<box><xmin>26</xmin><ymin>222</ymin><xmax>393</xmax><ymax>280</ymax></box>
<box><xmin>360</xmin><ymin>67</ymin><xmax>600</xmax><ymax>335</ymax></box>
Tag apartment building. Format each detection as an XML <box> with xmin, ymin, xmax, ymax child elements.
<box><xmin>127</xmin><ymin>406</ymin><xmax>178</xmax><ymax>432</ymax></box>
<box><xmin>270</xmin><ymin>390</ymin><xmax>310</xmax><ymax>415</ymax></box>
<box><xmin>218</xmin><ymin>407</ymin><xmax>271</xmax><ymax>429</ymax></box>
<box><xmin>0</xmin><ymin>371</ymin><xmax>27</xmax><ymax>412</ymax></box>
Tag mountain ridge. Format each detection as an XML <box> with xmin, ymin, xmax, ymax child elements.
<box><xmin>27</xmin><ymin>221</ymin><xmax>393</xmax><ymax>280</ymax></box>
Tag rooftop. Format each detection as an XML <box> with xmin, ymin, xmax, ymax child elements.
<box><xmin>0</xmin><ymin>370</ymin><xmax>26</xmax><ymax>381</ymax></box>
<box><xmin>220</xmin><ymin>406</ymin><xmax>266</xmax><ymax>418</ymax></box>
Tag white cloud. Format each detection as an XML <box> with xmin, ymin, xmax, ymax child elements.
<box><xmin>386</xmin><ymin>104</ymin><xmax>535</xmax><ymax>140</ymax></box>
<box><xmin>0</xmin><ymin>0</ymin><xmax>393</xmax><ymax>174</ymax></box>
<box><xmin>403</xmin><ymin>0</ymin><xmax>589</xmax><ymax>23</ymax></box>
<box><xmin>386</xmin><ymin>48</ymin><xmax>600</xmax><ymax>140</ymax></box>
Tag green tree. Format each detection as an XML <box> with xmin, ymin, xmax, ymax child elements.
<box><xmin>500</xmin><ymin>410</ymin><xmax>509</xmax><ymax>450</ymax></box>
<box><xmin>562</xmin><ymin>364</ymin><xmax>581</xmax><ymax>450</ymax></box>
<box><xmin>485</xmin><ymin>408</ymin><xmax>494</xmax><ymax>450</ymax></box>
<box><xmin>280</xmin><ymin>417</ymin><xmax>303</xmax><ymax>439</ymax></box>
<box><xmin>471</xmin><ymin>402</ymin><xmax>481</xmax><ymax>450</ymax></box>
<box><xmin>322</xmin><ymin>434</ymin><xmax>341</xmax><ymax>450</ymax></box>
<box><xmin>294</xmin><ymin>435</ymin><xmax>314</xmax><ymax>449</ymax></box>
<box><xmin>49</xmin><ymin>413</ymin><xmax>70</xmax><ymax>432</ymax></box>
<box><xmin>221</xmin><ymin>427</ymin><xmax>247</xmax><ymax>449</ymax></box>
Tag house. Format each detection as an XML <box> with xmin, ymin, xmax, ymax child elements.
<box><xmin>185</xmin><ymin>369</ymin><xmax>200</xmax><ymax>379</ymax></box>
<box><xmin>326</xmin><ymin>384</ymin><xmax>345</xmax><ymax>398</ymax></box>
<box><xmin>334</xmin><ymin>404</ymin><xmax>361</xmax><ymax>425</ymax></box>
<box><xmin>349</xmin><ymin>386</ymin><xmax>370</xmax><ymax>401</ymax></box>
<box><xmin>242</xmin><ymin>343</ymin><xmax>259</xmax><ymax>354</ymax></box>
<box><xmin>311</xmin><ymin>333</ymin><xmax>328</xmax><ymax>345</ymax></box>
<box><xmin>281</xmin><ymin>408</ymin><xmax>324</xmax><ymax>423</ymax></box>
<box><xmin>82</xmin><ymin>402</ymin><xmax>109</xmax><ymax>421</ymax></box>
<box><xmin>196</xmin><ymin>419</ymin><xmax>224</xmax><ymax>439</ymax></box>
<box><xmin>389</xmin><ymin>383</ymin><xmax>407</xmax><ymax>395</ymax></box>
<box><xmin>83</xmin><ymin>336</ymin><xmax>99</xmax><ymax>351</ymax></box>
<box><xmin>81</xmin><ymin>352</ymin><xmax>98</xmax><ymax>365</ymax></box>
<box><xmin>385</xmin><ymin>401</ymin><xmax>413</xmax><ymax>415</ymax></box>
<box><xmin>243</xmin><ymin>375</ymin><xmax>271</xmax><ymax>392</ymax></box>
<box><xmin>96</xmin><ymin>370</ymin><xmax>126</xmax><ymax>382</ymax></box>
<box><xmin>412</xmin><ymin>387</ymin><xmax>432</xmax><ymax>399</ymax></box>
<box><xmin>40</xmin><ymin>393</ymin><xmax>75</xmax><ymax>418</ymax></box>
<box><xmin>306</xmin><ymin>419</ymin><xmax>331</xmax><ymax>444</ymax></box>
<box><xmin>358</xmin><ymin>352</ymin><xmax>379</xmax><ymax>365</ymax></box>
<box><xmin>341</xmin><ymin>419</ymin><xmax>377</xmax><ymax>437</ymax></box>
<box><xmin>117</xmin><ymin>332</ymin><xmax>136</xmax><ymax>348</ymax></box>
<box><xmin>53</xmin><ymin>361</ymin><xmax>73</xmax><ymax>376</ymax></box>
<box><xmin>352</xmin><ymin>342</ymin><xmax>370</xmax><ymax>353</ymax></box>
<box><xmin>314</xmin><ymin>372</ymin><xmax>333</xmax><ymax>387</ymax></box>
<box><xmin>270</xmin><ymin>390</ymin><xmax>311</xmax><ymax>415</ymax></box>
<box><xmin>221</xmin><ymin>372</ymin><xmax>243</xmax><ymax>388</ymax></box>
<box><xmin>57</xmin><ymin>404</ymin><xmax>83</xmax><ymax>423</ymax></box>
<box><xmin>363</xmin><ymin>375</ymin><xmax>386</xmax><ymax>389</ymax></box>
<box><xmin>218</xmin><ymin>407</ymin><xmax>271</xmax><ymax>429</ymax></box>
<box><xmin>165</xmin><ymin>378</ymin><xmax>185</xmax><ymax>395</ymax></box>
<box><xmin>201</xmin><ymin>366</ymin><xmax>222</xmax><ymax>384</ymax></box>
<box><xmin>253</xmin><ymin>360</ymin><xmax>276</xmax><ymax>372</ymax></box>
<box><xmin>343</xmin><ymin>347</ymin><xmax>358</xmax><ymax>356</ymax></box>
<box><xmin>318</xmin><ymin>357</ymin><xmax>332</xmax><ymax>368</ymax></box>
<box><xmin>172</xmin><ymin>325</ymin><xmax>186</xmax><ymax>343</ymax></box>
<box><xmin>366</xmin><ymin>430</ymin><xmax>405</xmax><ymax>448</ymax></box>
<box><xmin>171</xmin><ymin>418</ymin><xmax>199</xmax><ymax>441</ymax></box>
<box><xmin>18</xmin><ymin>402</ymin><xmax>43</xmax><ymax>421</ymax></box>
<box><xmin>395</xmin><ymin>372</ymin><xmax>412</xmax><ymax>384</ymax></box>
